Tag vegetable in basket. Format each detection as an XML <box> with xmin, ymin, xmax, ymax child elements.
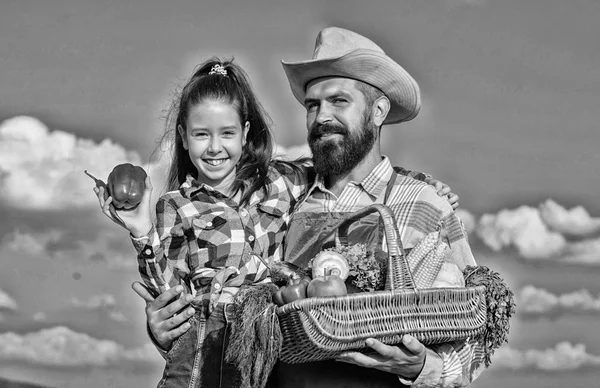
<box><xmin>272</xmin><ymin>274</ymin><xmax>309</xmax><ymax>306</ymax></box>
<box><xmin>307</xmin><ymin>268</ymin><xmax>347</xmax><ymax>297</ymax></box>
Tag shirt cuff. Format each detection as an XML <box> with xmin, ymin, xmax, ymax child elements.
<box><xmin>398</xmin><ymin>347</ymin><xmax>443</xmax><ymax>387</ymax></box>
<box><xmin>130</xmin><ymin>225</ymin><xmax>155</xmax><ymax>253</ymax></box>
<box><xmin>146</xmin><ymin>323</ymin><xmax>170</xmax><ymax>360</ymax></box>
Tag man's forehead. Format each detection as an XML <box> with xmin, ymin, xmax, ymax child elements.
<box><xmin>305</xmin><ymin>77</ymin><xmax>359</xmax><ymax>96</ymax></box>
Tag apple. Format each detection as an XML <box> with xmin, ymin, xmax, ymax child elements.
<box><xmin>307</xmin><ymin>269</ymin><xmax>348</xmax><ymax>298</ymax></box>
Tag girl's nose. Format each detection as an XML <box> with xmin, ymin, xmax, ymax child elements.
<box><xmin>208</xmin><ymin>137</ymin><xmax>222</xmax><ymax>153</ymax></box>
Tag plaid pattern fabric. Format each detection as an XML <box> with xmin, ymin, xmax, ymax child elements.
<box><xmin>298</xmin><ymin>156</ymin><xmax>486</xmax><ymax>387</ymax></box>
<box><xmin>132</xmin><ymin>161</ymin><xmax>309</xmax><ymax>306</ymax></box>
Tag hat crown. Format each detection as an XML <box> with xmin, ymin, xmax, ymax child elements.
<box><xmin>312</xmin><ymin>27</ymin><xmax>385</xmax><ymax>60</ymax></box>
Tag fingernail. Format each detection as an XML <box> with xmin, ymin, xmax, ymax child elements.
<box><xmin>175</xmin><ymin>285</ymin><xmax>183</xmax><ymax>292</ymax></box>
<box><xmin>187</xmin><ymin>308</ymin><xmax>195</xmax><ymax>315</ymax></box>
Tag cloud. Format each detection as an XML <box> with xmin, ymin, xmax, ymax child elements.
<box><xmin>493</xmin><ymin>342</ymin><xmax>600</xmax><ymax>371</ymax></box>
<box><xmin>517</xmin><ymin>285</ymin><xmax>600</xmax><ymax>316</ymax></box>
<box><xmin>539</xmin><ymin>199</ymin><xmax>600</xmax><ymax>238</ymax></box>
<box><xmin>455</xmin><ymin>209</ymin><xmax>476</xmax><ymax>235</ymax></box>
<box><xmin>0</xmin><ymin>228</ymin><xmax>138</xmax><ymax>271</ymax></box>
<box><xmin>71</xmin><ymin>294</ymin><xmax>116</xmax><ymax>310</ymax></box>
<box><xmin>0</xmin><ymin>116</ymin><xmax>148</xmax><ymax>211</ymax></box>
<box><xmin>0</xmin><ymin>288</ymin><xmax>17</xmax><ymax>311</ymax></box>
<box><xmin>476</xmin><ymin>201</ymin><xmax>600</xmax><ymax>265</ymax></box>
<box><xmin>273</xmin><ymin>143</ymin><xmax>312</xmax><ymax>160</ymax></box>
<box><xmin>0</xmin><ymin>326</ymin><xmax>158</xmax><ymax>368</ymax></box>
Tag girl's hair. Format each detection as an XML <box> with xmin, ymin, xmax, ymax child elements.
<box><xmin>164</xmin><ymin>57</ymin><xmax>274</xmax><ymax>206</ymax></box>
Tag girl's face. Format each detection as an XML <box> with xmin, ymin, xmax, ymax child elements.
<box><xmin>180</xmin><ymin>100</ymin><xmax>249</xmax><ymax>189</ymax></box>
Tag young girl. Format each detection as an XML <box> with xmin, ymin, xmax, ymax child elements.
<box><xmin>93</xmin><ymin>58</ymin><xmax>457</xmax><ymax>388</ymax></box>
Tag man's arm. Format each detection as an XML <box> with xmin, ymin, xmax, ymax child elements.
<box><xmin>131</xmin><ymin>282</ymin><xmax>195</xmax><ymax>357</ymax></box>
<box><xmin>394</xmin><ymin>167</ymin><xmax>460</xmax><ymax>210</ymax></box>
<box><xmin>338</xmin><ymin>186</ymin><xmax>485</xmax><ymax>387</ymax></box>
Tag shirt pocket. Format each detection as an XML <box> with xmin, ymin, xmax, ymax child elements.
<box><xmin>190</xmin><ymin>212</ymin><xmax>228</xmax><ymax>269</ymax></box>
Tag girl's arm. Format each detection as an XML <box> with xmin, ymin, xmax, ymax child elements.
<box><xmin>131</xmin><ymin>195</ymin><xmax>191</xmax><ymax>296</ymax></box>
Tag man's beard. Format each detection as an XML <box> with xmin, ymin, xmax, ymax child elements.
<box><xmin>308</xmin><ymin>112</ymin><xmax>377</xmax><ymax>177</ymax></box>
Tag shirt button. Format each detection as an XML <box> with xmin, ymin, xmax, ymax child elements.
<box><xmin>144</xmin><ymin>249</ymin><xmax>152</xmax><ymax>255</ymax></box>
<box><xmin>240</xmin><ymin>209</ymin><xmax>248</xmax><ymax>217</ymax></box>
<box><xmin>248</xmin><ymin>235</ymin><xmax>255</xmax><ymax>242</ymax></box>
<box><xmin>206</xmin><ymin>221</ymin><xmax>213</xmax><ymax>227</ymax></box>
<box><xmin>214</xmin><ymin>283</ymin><xmax>221</xmax><ymax>290</ymax></box>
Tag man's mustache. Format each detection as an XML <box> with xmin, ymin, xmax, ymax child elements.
<box><xmin>309</xmin><ymin>123</ymin><xmax>348</xmax><ymax>141</ymax></box>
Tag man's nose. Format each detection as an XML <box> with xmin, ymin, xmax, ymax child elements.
<box><xmin>315</xmin><ymin>104</ymin><xmax>333</xmax><ymax>125</ymax></box>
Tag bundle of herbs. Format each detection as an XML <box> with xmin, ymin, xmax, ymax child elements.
<box><xmin>225</xmin><ymin>283</ymin><xmax>282</xmax><ymax>388</ymax></box>
<box><xmin>464</xmin><ymin>265</ymin><xmax>516</xmax><ymax>367</ymax></box>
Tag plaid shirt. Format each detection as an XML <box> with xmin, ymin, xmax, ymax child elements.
<box><xmin>298</xmin><ymin>156</ymin><xmax>486</xmax><ymax>388</ymax></box>
<box><xmin>131</xmin><ymin>161</ymin><xmax>308</xmax><ymax>307</ymax></box>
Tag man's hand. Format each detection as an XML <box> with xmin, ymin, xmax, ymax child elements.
<box><xmin>131</xmin><ymin>282</ymin><xmax>195</xmax><ymax>351</ymax></box>
<box><xmin>426</xmin><ymin>178</ymin><xmax>459</xmax><ymax>210</ymax></box>
<box><xmin>335</xmin><ymin>336</ymin><xmax>426</xmax><ymax>380</ymax></box>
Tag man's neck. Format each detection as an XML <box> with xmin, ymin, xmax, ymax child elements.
<box><xmin>324</xmin><ymin>149</ymin><xmax>383</xmax><ymax>197</ymax></box>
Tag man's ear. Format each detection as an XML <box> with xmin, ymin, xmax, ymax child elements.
<box><xmin>242</xmin><ymin>121</ymin><xmax>250</xmax><ymax>147</ymax></box>
<box><xmin>372</xmin><ymin>96</ymin><xmax>391</xmax><ymax>127</ymax></box>
<box><xmin>177</xmin><ymin>125</ymin><xmax>188</xmax><ymax>150</ymax></box>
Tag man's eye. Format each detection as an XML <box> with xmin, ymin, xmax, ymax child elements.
<box><xmin>333</xmin><ymin>98</ymin><xmax>347</xmax><ymax>104</ymax></box>
<box><xmin>305</xmin><ymin>103</ymin><xmax>317</xmax><ymax>111</ymax></box>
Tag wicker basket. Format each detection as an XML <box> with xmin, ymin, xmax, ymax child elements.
<box><xmin>277</xmin><ymin>204</ymin><xmax>487</xmax><ymax>364</ymax></box>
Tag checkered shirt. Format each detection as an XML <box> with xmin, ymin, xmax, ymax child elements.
<box><xmin>298</xmin><ymin>156</ymin><xmax>486</xmax><ymax>388</ymax></box>
<box><xmin>131</xmin><ymin>161</ymin><xmax>309</xmax><ymax>306</ymax></box>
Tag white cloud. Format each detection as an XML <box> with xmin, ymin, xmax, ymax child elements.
<box><xmin>71</xmin><ymin>294</ymin><xmax>116</xmax><ymax>310</ymax></box>
<box><xmin>493</xmin><ymin>342</ymin><xmax>600</xmax><ymax>371</ymax></box>
<box><xmin>273</xmin><ymin>143</ymin><xmax>312</xmax><ymax>160</ymax></box>
<box><xmin>539</xmin><ymin>199</ymin><xmax>600</xmax><ymax>237</ymax></box>
<box><xmin>476</xmin><ymin>201</ymin><xmax>600</xmax><ymax>265</ymax></box>
<box><xmin>0</xmin><ymin>116</ymin><xmax>149</xmax><ymax>211</ymax></box>
<box><xmin>0</xmin><ymin>289</ymin><xmax>17</xmax><ymax>311</ymax></box>
<box><xmin>0</xmin><ymin>326</ymin><xmax>158</xmax><ymax>367</ymax></box>
<box><xmin>0</xmin><ymin>228</ymin><xmax>139</xmax><ymax>271</ymax></box>
<box><xmin>477</xmin><ymin>205</ymin><xmax>566</xmax><ymax>259</ymax></box>
<box><xmin>32</xmin><ymin>312</ymin><xmax>47</xmax><ymax>322</ymax></box>
<box><xmin>455</xmin><ymin>209</ymin><xmax>476</xmax><ymax>235</ymax></box>
<box><xmin>518</xmin><ymin>285</ymin><xmax>600</xmax><ymax>315</ymax></box>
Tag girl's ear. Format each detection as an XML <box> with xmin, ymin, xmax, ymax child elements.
<box><xmin>177</xmin><ymin>125</ymin><xmax>188</xmax><ymax>150</ymax></box>
<box><xmin>242</xmin><ymin>121</ymin><xmax>250</xmax><ymax>147</ymax></box>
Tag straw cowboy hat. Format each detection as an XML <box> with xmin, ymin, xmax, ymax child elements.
<box><xmin>282</xmin><ymin>27</ymin><xmax>421</xmax><ymax>124</ymax></box>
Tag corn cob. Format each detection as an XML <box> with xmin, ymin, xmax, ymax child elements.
<box><xmin>405</xmin><ymin>230</ymin><xmax>439</xmax><ymax>270</ymax></box>
<box><xmin>413</xmin><ymin>239</ymin><xmax>448</xmax><ymax>288</ymax></box>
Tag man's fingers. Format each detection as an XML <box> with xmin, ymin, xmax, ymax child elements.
<box><xmin>335</xmin><ymin>351</ymin><xmax>376</xmax><ymax>367</ymax></box>
<box><xmin>152</xmin><ymin>285</ymin><xmax>185</xmax><ymax>309</ymax></box>
<box><xmin>401</xmin><ymin>335</ymin><xmax>425</xmax><ymax>355</ymax></box>
<box><xmin>437</xmin><ymin>185</ymin><xmax>451</xmax><ymax>196</ymax></box>
<box><xmin>365</xmin><ymin>338</ymin><xmax>397</xmax><ymax>358</ymax></box>
<box><xmin>160</xmin><ymin>292</ymin><xmax>194</xmax><ymax>320</ymax></box>
<box><xmin>163</xmin><ymin>306</ymin><xmax>195</xmax><ymax>330</ymax></box>
<box><xmin>131</xmin><ymin>281</ymin><xmax>157</xmax><ymax>303</ymax></box>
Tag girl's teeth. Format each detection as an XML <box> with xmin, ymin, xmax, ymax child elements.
<box><xmin>206</xmin><ymin>159</ymin><xmax>225</xmax><ymax>166</ymax></box>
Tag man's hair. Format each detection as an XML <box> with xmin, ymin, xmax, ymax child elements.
<box><xmin>354</xmin><ymin>80</ymin><xmax>385</xmax><ymax>110</ymax></box>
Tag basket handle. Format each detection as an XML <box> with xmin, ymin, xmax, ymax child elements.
<box><xmin>334</xmin><ymin>204</ymin><xmax>415</xmax><ymax>291</ymax></box>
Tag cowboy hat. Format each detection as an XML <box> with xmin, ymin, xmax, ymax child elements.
<box><xmin>281</xmin><ymin>27</ymin><xmax>421</xmax><ymax>124</ymax></box>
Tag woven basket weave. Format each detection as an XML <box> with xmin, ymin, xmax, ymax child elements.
<box><xmin>277</xmin><ymin>204</ymin><xmax>487</xmax><ymax>364</ymax></box>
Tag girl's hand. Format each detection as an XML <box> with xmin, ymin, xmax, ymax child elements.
<box><xmin>425</xmin><ymin>178</ymin><xmax>459</xmax><ymax>210</ymax></box>
<box><xmin>93</xmin><ymin>176</ymin><xmax>154</xmax><ymax>237</ymax></box>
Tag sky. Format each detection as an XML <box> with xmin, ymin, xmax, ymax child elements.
<box><xmin>1</xmin><ymin>0</ymin><xmax>599</xmax><ymax>387</ymax></box>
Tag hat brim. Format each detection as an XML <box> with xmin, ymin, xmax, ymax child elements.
<box><xmin>281</xmin><ymin>49</ymin><xmax>421</xmax><ymax>125</ymax></box>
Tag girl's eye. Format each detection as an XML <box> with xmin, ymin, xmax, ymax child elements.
<box><xmin>222</xmin><ymin>131</ymin><xmax>236</xmax><ymax>137</ymax></box>
<box><xmin>192</xmin><ymin>132</ymin><xmax>208</xmax><ymax>138</ymax></box>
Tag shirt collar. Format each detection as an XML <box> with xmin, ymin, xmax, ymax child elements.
<box><xmin>310</xmin><ymin>156</ymin><xmax>394</xmax><ymax>199</ymax></box>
